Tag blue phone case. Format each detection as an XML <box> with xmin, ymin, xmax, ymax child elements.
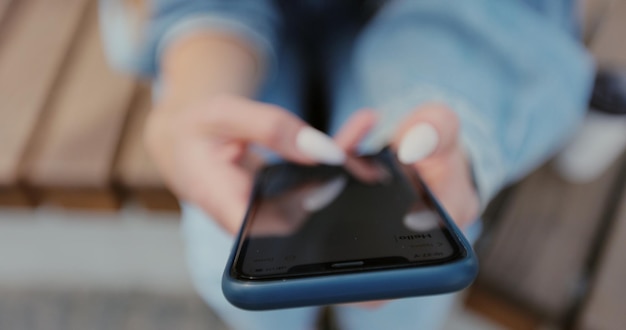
<box><xmin>222</xmin><ymin>164</ymin><xmax>478</xmax><ymax>310</ymax></box>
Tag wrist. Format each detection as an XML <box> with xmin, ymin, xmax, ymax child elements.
<box><xmin>160</xmin><ymin>33</ymin><xmax>262</xmax><ymax>104</ymax></box>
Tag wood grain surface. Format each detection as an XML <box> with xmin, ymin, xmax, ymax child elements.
<box><xmin>0</xmin><ymin>0</ymin><xmax>89</xmax><ymax>186</ymax></box>
<box><xmin>589</xmin><ymin>0</ymin><xmax>626</xmax><ymax>68</ymax></box>
<box><xmin>25</xmin><ymin>5</ymin><xmax>136</xmax><ymax>189</ymax></box>
<box><xmin>20</xmin><ymin>4</ymin><xmax>136</xmax><ymax>209</ymax></box>
<box><xmin>113</xmin><ymin>88</ymin><xmax>179</xmax><ymax>211</ymax></box>
<box><xmin>580</xmin><ymin>181</ymin><xmax>626</xmax><ymax>329</ymax></box>
<box><xmin>477</xmin><ymin>154</ymin><xmax>626</xmax><ymax>322</ymax></box>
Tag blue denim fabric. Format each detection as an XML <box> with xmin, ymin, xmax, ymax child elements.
<box><xmin>338</xmin><ymin>0</ymin><xmax>594</xmax><ymax>206</ymax></box>
<box><xmin>100</xmin><ymin>1</ymin><xmax>593</xmax><ymax>329</ymax></box>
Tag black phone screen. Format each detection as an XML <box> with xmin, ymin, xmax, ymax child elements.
<box><xmin>231</xmin><ymin>150</ymin><xmax>466</xmax><ymax>280</ymax></box>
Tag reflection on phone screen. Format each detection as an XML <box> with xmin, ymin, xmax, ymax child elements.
<box><xmin>233</xmin><ymin>150</ymin><xmax>464</xmax><ymax>280</ymax></box>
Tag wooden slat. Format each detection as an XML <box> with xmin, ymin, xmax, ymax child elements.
<box><xmin>0</xmin><ymin>187</ymin><xmax>31</xmax><ymax>206</ymax></box>
<box><xmin>0</xmin><ymin>0</ymin><xmax>88</xmax><ymax>205</ymax></box>
<box><xmin>114</xmin><ymin>89</ymin><xmax>160</xmax><ymax>188</ymax></box>
<box><xmin>114</xmin><ymin>88</ymin><xmax>179</xmax><ymax>211</ymax></box>
<box><xmin>581</xmin><ymin>0</ymin><xmax>615</xmax><ymax>44</ymax></box>
<box><xmin>131</xmin><ymin>189</ymin><xmax>180</xmax><ymax>212</ymax></box>
<box><xmin>589</xmin><ymin>0</ymin><xmax>626</xmax><ymax>68</ymax></box>
<box><xmin>477</xmin><ymin>154</ymin><xmax>626</xmax><ymax>322</ymax></box>
<box><xmin>24</xmin><ymin>5</ymin><xmax>136</xmax><ymax>209</ymax></box>
<box><xmin>576</xmin><ymin>7</ymin><xmax>626</xmax><ymax>327</ymax></box>
<box><xmin>465</xmin><ymin>285</ymin><xmax>541</xmax><ymax>330</ymax></box>
<box><xmin>579</xmin><ymin>184</ymin><xmax>626</xmax><ymax>329</ymax></box>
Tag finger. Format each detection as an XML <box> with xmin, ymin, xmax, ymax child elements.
<box><xmin>201</xmin><ymin>96</ymin><xmax>345</xmax><ymax>165</ymax></box>
<box><xmin>239</xmin><ymin>149</ymin><xmax>266</xmax><ymax>173</ymax></box>
<box><xmin>334</xmin><ymin>109</ymin><xmax>378</xmax><ymax>151</ymax></box>
<box><xmin>333</xmin><ymin>110</ymin><xmax>384</xmax><ymax>182</ymax></box>
<box><xmin>344</xmin><ymin>157</ymin><xmax>390</xmax><ymax>184</ymax></box>
<box><xmin>391</xmin><ymin>104</ymin><xmax>459</xmax><ymax>164</ymax></box>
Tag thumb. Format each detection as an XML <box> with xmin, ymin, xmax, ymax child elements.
<box><xmin>393</xmin><ymin>104</ymin><xmax>459</xmax><ymax>164</ymax></box>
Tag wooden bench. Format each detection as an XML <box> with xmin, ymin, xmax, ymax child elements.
<box><xmin>0</xmin><ymin>0</ymin><xmax>624</xmax><ymax>329</ymax></box>
<box><xmin>0</xmin><ymin>0</ymin><xmax>176</xmax><ymax>211</ymax></box>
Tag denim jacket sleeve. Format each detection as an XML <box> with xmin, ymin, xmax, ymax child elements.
<box><xmin>98</xmin><ymin>0</ymin><xmax>280</xmax><ymax>78</ymax></box>
<box><xmin>356</xmin><ymin>0</ymin><xmax>594</xmax><ymax>207</ymax></box>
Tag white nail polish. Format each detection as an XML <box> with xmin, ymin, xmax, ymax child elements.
<box><xmin>398</xmin><ymin>123</ymin><xmax>439</xmax><ymax>164</ymax></box>
<box><xmin>296</xmin><ymin>127</ymin><xmax>346</xmax><ymax>165</ymax></box>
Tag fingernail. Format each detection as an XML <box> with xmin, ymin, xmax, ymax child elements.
<box><xmin>398</xmin><ymin>123</ymin><xmax>439</xmax><ymax>164</ymax></box>
<box><xmin>296</xmin><ymin>127</ymin><xmax>346</xmax><ymax>165</ymax></box>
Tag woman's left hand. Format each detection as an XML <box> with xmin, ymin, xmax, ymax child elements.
<box><xmin>335</xmin><ymin>104</ymin><xmax>480</xmax><ymax>309</ymax></box>
<box><xmin>338</xmin><ymin>105</ymin><xmax>480</xmax><ymax>229</ymax></box>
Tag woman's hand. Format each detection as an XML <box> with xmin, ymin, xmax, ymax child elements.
<box><xmin>149</xmin><ymin>32</ymin><xmax>351</xmax><ymax>235</ymax></box>
<box><xmin>393</xmin><ymin>104</ymin><xmax>479</xmax><ymax>229</ymax></box>
<box><xmin>145</xmin><ymin>94</ymin><xmax>346</xmax><ymax>234</ymax></box>
<box><xmin>337</xmin><ymin>105</ymin><xmax>480</xmax><ymax>229</ymax></box>
<box><xmin>336</xmin><ymin>105</ymin><xmax>479</xmax><ymax>310</ymax></box>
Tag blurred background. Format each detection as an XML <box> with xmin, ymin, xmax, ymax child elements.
<box><xmin>0</xmin><ymin>0</ymin><xmax>625</xmax><ymax>329</ymax></box>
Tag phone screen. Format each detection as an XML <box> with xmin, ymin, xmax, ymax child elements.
<box><xmin>231</xmin><ymin>150</ymin><xmax>466</xmax><ymax>280</ymax></box>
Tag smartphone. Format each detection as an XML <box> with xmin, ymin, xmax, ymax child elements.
<box><xmin>222</xmin><ymin>148</ymin><xmax>478</xmax><ymax>310</ymax></box>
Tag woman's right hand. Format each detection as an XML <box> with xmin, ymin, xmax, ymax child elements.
<box><xmin>144</xmin><ymin>94</ymin><xmax>346</xmax><ymax>234</ymax></box>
